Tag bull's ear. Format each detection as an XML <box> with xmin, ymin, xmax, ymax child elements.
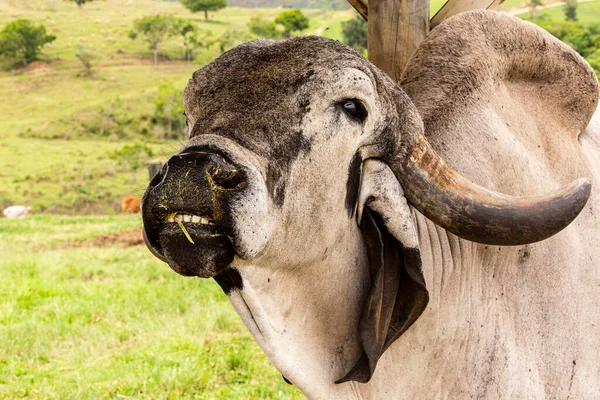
<box><xmin>336</xmin><ymin>159</ymin><xmax>429</xmax><ymax>384</ymax></box>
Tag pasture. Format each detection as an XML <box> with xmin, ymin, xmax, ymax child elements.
<box><xmin>0</xmin><ymin>0</ymin><xmax>356</xmax><ymax>214</ymax></box>
<box><xmin>0</xmin><ymin>214</ymin><xmax>303</xmax><ymax>398</ymax></box>
<box><xmin>522</xmin><ymin>1</ymin><xmax>600</xmax><ymax>23</ymax></box>
<box><xmin>2</xmin><ymin>0</ymin><xmax>593</xmax><ymax>214</ymax></box>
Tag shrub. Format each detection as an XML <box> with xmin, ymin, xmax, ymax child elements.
<box><xmin>75</xmin><ymin>45</ymin><xmax>98</xmax><ymax>77</ymax></box>
<box><xmin>275</xmin><ymin>9</ymin><xmax>309</xmax><ymax>37</ymax></box>
<box><xmin>108</xmin><ymin>144</ymin><xmax>154</xmax><ymax>189</ymax></box>
<box><xmin>248</xmin><ymin>16</ymin><xmax>281</xmax><ymax>39</ymax></box>
<box><xmin>153</xmin><ymin>83</ymin><xmax>185</xmax><ymax>139</ymax></box>
<box><xmin>587</xmin><ymin>50</ymin><xmax>600</xmax><ymax>78</ymax></box>
<box><xmin>0</xmin><ymin>19</ymin><xmax>56</xmax><ymax>67</ymax></box>
<box><xmin>217</xmin><ymin>29</ymin><xmax>249</xmax><ymax>53</ymax></box>
<box><xmin>342</xmin><ymin>16</ymin><xmax>367</xmax><ymax>54</ymax></box>
<box><xmin>69</xmin><ymin>0</ymin><xmax>94</xmax><ymax>7</ymax></box>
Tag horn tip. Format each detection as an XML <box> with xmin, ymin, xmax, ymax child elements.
<box><xmin>569</xmin><ymin>177</ymin><xmax>592</xmax><ymax>211</ymax></box>
<box><xmin>575</xmin><ymin>177</ymin><xmax>592</xmax><ymax>192</ymax></box>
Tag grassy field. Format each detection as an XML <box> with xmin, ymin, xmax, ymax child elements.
<box><xmin>0</xmin><ymin>214</ymin><xmax>303</xmax><ymax>399</ymax></box>
<box><xmin>523</xmin><ymin>0</ymin><xmax>600</xmax><ymax>23</ymax></box>
<box><xmin>0</xmin><ymin>0</ymin><xmax>568</xmax><ymax>214</ymax></box>
<box><xmin>0</xmin><ymin>0</ymin><xmax>358</xmax><ymax>214</ymax></box>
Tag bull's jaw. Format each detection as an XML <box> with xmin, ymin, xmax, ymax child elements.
<box><xmin>226</xmin><ymin>234</ymin><xmax>370</xmax><ymax>400</ymax></box>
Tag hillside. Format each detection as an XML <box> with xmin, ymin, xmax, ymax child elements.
<box><xmin>0</xmin><ymin>0</ymin><xmax>357</xmax><ymax>213</ymax></box>
<box><xmin>1</xmin><ymin>0</ymin><xmax>599</xmax><ymax>214</ymax></box>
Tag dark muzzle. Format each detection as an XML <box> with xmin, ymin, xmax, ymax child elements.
<box><xmin>141</xmin><ymin>149</ymin><xmax>246</xmax><ymax>277</ymax></box>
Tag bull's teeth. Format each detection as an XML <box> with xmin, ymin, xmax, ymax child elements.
<box><xmin>164</xmin><ymin>213</ymin><xmax>214</xmax><ymax>224</ymax></box>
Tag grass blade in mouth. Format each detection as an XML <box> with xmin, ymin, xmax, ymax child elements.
<box><xmin>175</xmin><ymin>218</ymin><xmax>195</xmax><ymax>244</ymax></box>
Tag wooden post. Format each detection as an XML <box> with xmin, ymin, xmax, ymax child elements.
<box><xmin>347</xmin><ymin>0</ymin><xmax>368</xmax><ymax>19</ymax></box>
<box><xmin>368</xmin><ymin>0</ymin><xmax>430</xmax><ymax>82</ymax></box>
<box><xmin>148</xmin><ymin>160</ymin><xmax>163</xmax><ymax>182</ymax></box>
<box><xmin>431</xmin><ymin>0</ymin><xmax>504</xmax><ymax>28</ymax></box>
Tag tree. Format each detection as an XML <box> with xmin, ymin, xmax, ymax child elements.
<box><xmin>75</xmin><ymin>44</ymin><xmax>97</xmax><ymax>77</ymax></box>
<box><xmin>217</xmin><ymin>29</ymin><xmax>249</xmax><ymax>53</ymax></box>
<box><xmin>248</xmin><ymin>16</ymin><xmax>281</xmax><ymax>39</ymax></box>
<box><xmin>69</xmin><ymin>0</ymin><xmax>94</xmax><ymax>7</ymax></box>
<box><xmin>342</xmin><ymin>16</ymin><xmax>367</xmax><ymax>53</ymax></box>
<box><xmin>153</xmin><ymin>83</ymin><xmax>185</xmax><ymax>139</ymax></box>
<box><xmin>527</xmin><ymin>0</ymin><xmax>543</xmax><ymax>19</ymax></box>
<box><xmin>275</xmin><ymin>9</ymin><xmax>309</xmax><ymax>37</ymax></box>
<box><xmin>182</xmin><ymin>0</ymin><xmax>227</xmax><ymax>21</ymax></box>
<box><xmin>128</xmin><ymin>15</ymin><xmax>174</xmax><ymax>65</ymax></box>
<box><xmin>0</xmin><ymin>19</ymin><xmax>55</xmax><ymax>67</ymax></box>
<box><xmin>564</xmin><ymin>0</ymin><xmax>577</xmax><ymax>21</ymax></box>
<box><xmin>172</xmin><ymin>18</ymin><xmax>213</xmax><ymax>62</ymax></box>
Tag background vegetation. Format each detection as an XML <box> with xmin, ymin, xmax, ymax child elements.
<box><xmin>0</xmin><ymin>0</ymin><xmax>366</xmax><ymax>214</ymax></box>
<box><xmin>1</xmin><ymin>0</ymin><xmax>599</xmax><ymax>398</ymax></box>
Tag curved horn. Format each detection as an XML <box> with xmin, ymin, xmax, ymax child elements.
<box><xmin>397</xmin><ymin>135</ymin><xmax>591</xmax><ymax>246</ymax></box>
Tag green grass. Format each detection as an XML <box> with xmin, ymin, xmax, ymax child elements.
<box><xmin>519</xmin><ymin>0</ymin><xmax>600</xmax><ymax>23</ymax></box>
<box><xmin>0</xmin><ymin>137</ymin><xmax>182</xmax><ymax>214</ymax></box>
<box><xmin>0</xmin><ymin>1</ymin><xmax>353</xmax><ymax>67</ymax></box>
<box><xmin>0</xmin><ymin>214</ymin><xmax>303</xmax><ymax>399</ymax></box>
<box><xmin>0</xmin><ymin>0</ymin><xmax>360</xmax><ymax>214</ymax></box>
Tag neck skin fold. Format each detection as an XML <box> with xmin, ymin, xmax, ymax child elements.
<box><xmin>228</xmin><ymin>226</ymin><xmax>370</xmax><ymax>399</ymax></box>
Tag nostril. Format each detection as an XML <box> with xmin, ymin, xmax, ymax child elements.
<box><xmin>207</xmin><ymin>161</ymin><xmax>245</xmax><ymax>189</ymax></box>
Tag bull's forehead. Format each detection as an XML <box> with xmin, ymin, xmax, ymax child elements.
<box><xmin>184</xmin><ymin>36</ymin><xmax>370</xmax><ymax>127</ymax></box>
<box><xmin>183</xmin><ymin>37</ymin><xmax>374</xmax><ymax>206</ymax></box>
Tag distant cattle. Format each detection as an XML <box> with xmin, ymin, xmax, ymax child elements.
<box><xmin>121</xmin><ymin>195</ymin><xmax>141</xmax><ymax>214</ymax></box>
<box><xmin>3</xmin><ymin>206</ymin><xmax>32</xmax><ymax>219</ymax></box>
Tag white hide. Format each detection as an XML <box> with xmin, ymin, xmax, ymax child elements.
<box><xmin>226</xmin><ymin>108</ymin><xmax>600</xmax><ymax>399</ymax></box>
<box><xmin>174</xmin><ymin>12</ymin><xmax>600</xmax><ymax>400</ymax></box>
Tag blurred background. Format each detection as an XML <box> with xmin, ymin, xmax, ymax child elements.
<box><xmin>0</xmin><ymin>0</ymin><xmax>598</xmax><ymax>398</ymax></box>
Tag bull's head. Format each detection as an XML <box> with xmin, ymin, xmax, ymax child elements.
<box><xmin>142</xmin><ymin>12</ymin><xmax>595</xmax><ymax>389</ymax></box>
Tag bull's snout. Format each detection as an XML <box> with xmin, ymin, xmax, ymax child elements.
<box><xmin>142</xmin><ymin>149</ymin><xmax>245</xmax><ymax>278</ymax></box>
<box><xmin>161</xmin><ymin>150</ymin><xmax>246</xmax><ymax>203</ymax></box>
<box><xmin>171</xmin><ymin>149</ymin><xmax>246</xmax><ymax>190</ymax></box>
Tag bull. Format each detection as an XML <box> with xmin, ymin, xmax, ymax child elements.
<box><xmin>141</xmin><ymin>11</ymin><xmax>600</xmax><ymax>399</ymax></box>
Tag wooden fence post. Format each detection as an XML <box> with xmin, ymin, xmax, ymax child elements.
<box><xmin>148</xmin><ymin>160</ymin><xmax>163</xmax><ymax>182</ymax></box>
<box><xmin>350</xmin><ymin>0</ymin><xmax>505</xmax><ymax>82</ymax></box>
<box><xmin>431</xmin><ymin>0</ymin><xmax>504</xmax><ymax>28</ymax></box>
<box><xmin>368</xmin><ymin>0</ymin><xmax>430</xmax><ymax>82</ymax></box>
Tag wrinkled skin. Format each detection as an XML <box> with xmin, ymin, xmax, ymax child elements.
<box><xmin>142</xmin><ymin>11</ymin><xmax>600</xmax><ymax>399</ymax></box>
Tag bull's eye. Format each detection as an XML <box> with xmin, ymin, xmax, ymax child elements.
<box><xmin>341</xmin><ymin>99</ymin><xmax>367</xmax><ymax>122</ymax></box>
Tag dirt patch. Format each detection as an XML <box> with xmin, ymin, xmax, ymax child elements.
<box><xmin>93</xmin><ymin>228</ymin><xmax>144</xmax><ymax>247</ymax></box>
<box><xmin>23</xmin><ymin>61</ymin><xmax>53</xmax><ymax>75</ymax></box>
<box><xmin>62</xmin><ymin>228</ymin><xmax>144</xmax><ymax>249</ymax></box>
